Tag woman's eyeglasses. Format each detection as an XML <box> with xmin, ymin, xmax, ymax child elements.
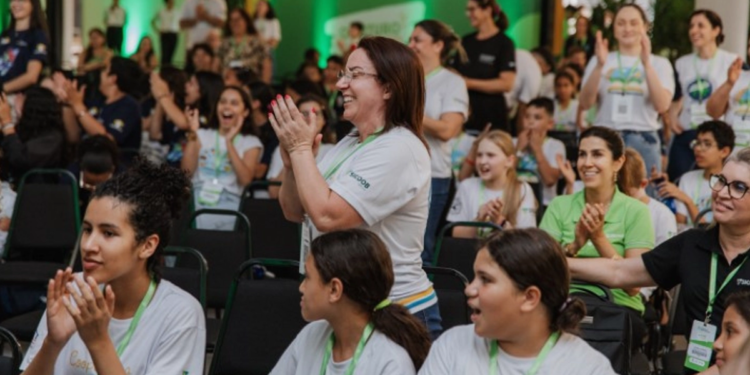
<box><xmin>709</xmin><ymin>174</ymin><xmax>749</xmax><ymax>199</ymax></box>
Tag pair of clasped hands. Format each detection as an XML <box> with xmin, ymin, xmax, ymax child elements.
<box><xmin>44</xmin><ymin>268</ymin><xmax>116</xmax><ymax>350</ymax></box>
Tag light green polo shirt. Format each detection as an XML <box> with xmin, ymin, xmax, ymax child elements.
<box><xmin>539</xmin><ymin>188</ymin><xmax>654</xmax><ymax>313</ymax></box>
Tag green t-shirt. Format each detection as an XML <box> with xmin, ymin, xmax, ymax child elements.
<box><xmin>539</xmin><ymin>189</ymin><xmax>655</xmax><ymax>313</ymax></box>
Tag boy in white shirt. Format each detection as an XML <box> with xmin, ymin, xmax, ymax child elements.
<box><xmin>515</xmin><ymin>98</ymin><xmax>565</xmax><ymax>206</ymax></box>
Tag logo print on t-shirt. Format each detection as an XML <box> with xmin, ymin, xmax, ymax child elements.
<box><xmin>0</xmin><ymin>47</ymin><xmax>18</xmax><ymax>76</ymax></box>
<box><xmin>686</xmin><ymin>78</ymin><xmax>713</xmax><ymax>101</ymax></box>
<box><xmin>605</xmin><ymin>67</ymin><xmax>644</xmax><ymax>95</ymax></box>
<box><xmin>110</xmin><ymin>119</ymin><xmax>125</xmax><ymax>132</ymax></box>
<box><xmin>732</xmin><ymin>88</ymin><xmax>750</xmax><ymax>116</ymax></box>
<box><xmin>478</xmin><ymin>53</ymin><xmax>496</xmax><ymax>65</ymax></box>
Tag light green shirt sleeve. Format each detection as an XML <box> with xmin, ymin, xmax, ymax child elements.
<box><xmin>624</xmin><ymin>201</ymin><xmax>655</xmax><ymax>251</ymax></box>
<box><xmin>539</xmin><ymin>197</ymin><xmax>564</xmax><ymax>242</ymax></box>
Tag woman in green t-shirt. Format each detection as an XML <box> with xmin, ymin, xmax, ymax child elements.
<box><xmin>539</xmin><ymin>126</ymin><xmax>654</xmax><ymax>350</ymax></box>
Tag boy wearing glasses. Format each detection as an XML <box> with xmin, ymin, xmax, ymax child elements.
<box><xmin>654</xmin><ymin>120</ymin><xmax>734</xmax><ymax>227</ymax></box>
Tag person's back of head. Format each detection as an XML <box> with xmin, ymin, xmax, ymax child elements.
<box><xmin>249</xmin><ymin>81</ymin><xmax>274</xmax><ymax>116</ymax></box>
<box><xmin>160</xmin><ymin>66</ymin><xmax>188</xmax><ymax>110</ymax></box>
<box><xmin>193</xmin><ymin>71</ymin><xmax>224</xmax><ymax>116</ymax></box>
<box><xmin>17</xmin><ymin>86</ymin><xmax>63</xmax><ymax>142</ymax></box>
<box><xmin>618</xmin><ymin>148</ymin><xmax>646</xmax><ymax>195</ymax></box>
<box><xmin>78</xmin><ymin>135</ymin><xmax>119</xmax><ymax>174</ymax></box>
<box><xmin>309</xmin><ymin>229</ymin><xmax>431</xmax><ymax>369</ymax></box>
<box><xmin>531</xmin><ymin>46</ymin><xmax>556</xmax><ymax>74</ymax></box>
<box><xmin>108</xmin><ymin>56</ymin><xmax>143</xmax><ymax>98</ymax></box>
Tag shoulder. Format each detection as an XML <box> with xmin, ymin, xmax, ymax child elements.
<box><xmin>544</xmin><ymin>137</ymin><xmax>565</xmax><ymax>150</ymax></box>
<box><xmin>151</xmin><ymin>280</ymin><xmax>204</xmax><ymax>322</ymax></box>
<box><xmin>462</xmin><ymin>31</ymin><xmax>479</xmax><ymax>43</ymax></box>
<box><xmin>374</xmin><ymin>127</ymin><xmax>429</xmax><ymax>160</ymax></box>
<box><xmin>433</xmin><ymin>325</ymin><xmax>481</xmax><ymax>350</ymax></box>
<box><xmin>294</xmin><ymin>320</ymin><xmax>331</xmax><ymax>344</ymax></box>
<box><xmin>679</xmin><ymin>169</ymin><xmax>703</xmax><ymax>185</ymax></box>
<box><xmin>718</xmin><ymin>49</ymin><xmax>739</xmax><ymax>64</ymax></box>
<box><xmin>239</xmin><ymin>134</ymin><xmax>263</xmax><ymax>148</ymax></box>
<box><xmin>651</xmin><ymin>55</ymin><xmax>674</xmax><ymax>69</ymax></box>
<box><xmin>368</xmin><ymin>330</ymin><xmax>415</xmax><ymax>367</ymax></box>
<box><xmin>457</xmin><ymin>177</ymin><xmax>481</xmax><ymax>193</ymax></box>
<box><xmin>548</xmin><ymin>191</ymin><xmax>579</xmax><ymax>210</ymax></box>
<box><xmin>615</xmin><ymin>190</ymin><xmax>651</xmax><ymax>214</ymax></box>
<box><xmin>648</xmin><ymin>198</ymin><xmax>675</xmax><ymax>217</ymax></box>
<box><xmin>675</xmin><ymin>54</ymin><xmax>691</xmax><ymax>67</ymax></box>
<box><xmin>552</xmin><ymin>333</ymin><xmax>615</xmax><ymax>372</ymax></box>
<box><xmin>118</xmin><ymin>95</ymin><xmax>141</xmax><ymax>109</ymax></box>
<box><xmin>437</xmin><ymin>69</ymin><xmax>466</xmax><ymax>86</ymax></box>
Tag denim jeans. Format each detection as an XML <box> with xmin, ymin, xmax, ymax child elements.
<box><xmin>620</xmin><ymin>130</ymin><xmax>661</xmax><ymax>196</ymax></box>
<box><xmin>667</xmin><ymin>130</ymin><xmax>697</xmax><ymax>182</ymax></box>
<box><xmin>422</xmin><ymin>178</ymin><xmax>452</xmax><ymax>266</ymax></box>
<box><xmin>412</xmin><ymin>302</ymin><xmax>443</xmax><ymax>341</ymax></box>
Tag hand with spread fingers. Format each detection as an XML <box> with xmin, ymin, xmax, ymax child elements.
<box><xmin>45</xmin><ymin>268</ymin><xmax>78</xmax><ymax>347</ymax></box>
<box><xmin>269</xmin><ymin>94</ymin><xmax>321</xmax><ymax>156</ymax></box>
<box><xmin>60</xmin><ymin>275</ymin><xmax>116</xmax><ymax>349</ymax></box>
<box><xmin>581</xmin><ymin>203</ymin><xmax>607</xmax><ymax>241</ymax></box>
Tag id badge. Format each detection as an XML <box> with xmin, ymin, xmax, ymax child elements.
<box><xmin>684</xmin><ymin>320</ymin><xmax>717</xmax><ymax>371</ymax></box>
<box><xmin>690</xmin><ymin>103</ymin><xmax>708</xmax><ymax>128</ymax></box>
<box><xmin>198</xmin><ymin>180</ymin><xmax>223</xmax><ymax>206</ymax></box>
<box><xmin>735</xmin><ymin>116</ymin><xmax>750</xmax><ymax>148</ymax></box>
<box><xmin>611</xmin><ymin>94</ymin><xmax>633</xmax><ymax>122</ymax></box>
<box><xmin>299</xmin><ymin>216</ymin><xmax>313</xmax><ymax>274</ymax></box>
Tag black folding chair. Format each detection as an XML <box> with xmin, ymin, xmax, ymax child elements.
<box><xmin>423</xmin><ymin>266</ymin><xmax>470</xmax><ymax>331</ymax></box>
<box><xmin>209</xmin><ymin>259</ymin><xmax>305</xmax><ymax>375</ymax></box>
<box><xmin>660</xmin><ymin>285</ymin><xmax>688</xmax><ymax>375</ymax></box>
<box><xmin>239</xmin><ymin>182</ymin><xmax>301</xmax><ymax>261</ymax></box>
<box><xmin>694</xmin><ymin>208</ymin><xmax>713</xmax><ymax>229</ymax></box>
<box><xmin>0</xmin><ymin>327</ymin><xmax>23</xmax><ymax>375</ymax></box>
<box><xmin>176</xmin><ymin>209</ymin><xmax>251</xmax><ymax>310</ymax></box>
<box><xmin>0</xmin><ymin>169</ymin><xmax>80</xmax><ymax>286</ymax></box>
<box><xmin>434</xmin><ymin>222</ymin><xmax>501</xmax><ymax>282</ymax></box>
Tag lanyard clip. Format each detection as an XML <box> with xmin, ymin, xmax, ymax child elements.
<box><xmin>704</xmin><ymin>311</ymin><xmax>711</xmax><ymax>326</ymax></box>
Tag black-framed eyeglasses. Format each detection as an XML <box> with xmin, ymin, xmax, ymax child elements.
<box><xmin>709</xmin><ymin>174</ymin><xmax>749</xmax><ymax>199</ymax></box>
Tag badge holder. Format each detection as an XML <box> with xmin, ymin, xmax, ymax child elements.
<box><xmin>684</xmin><ymin>317</ymin><xmax>717</xmax><ymax>372</ymax></box>
<box><xmin>690</xmin><ymin>102</ymin><xmax>708</xmax><ymax>128</ymax></box>
<box><xmin>299</xmin><ymin>216</ymin><xmax>313</xmax><ymax>275</ymax></box>
<box><xmin>611</xmin><ymin>93</ymin><xmax>634</xmax><ymax>123</ymax></box>
<box><xmin>198</xmin><ymin>179</ymin><xmax>223</xmax><ymax>207</ymax></box>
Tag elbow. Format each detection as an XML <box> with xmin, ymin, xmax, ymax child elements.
<box><xmin>655</xmin><ymin>102</ymin><xmax>671</xmax><ymax>114</ymax></box>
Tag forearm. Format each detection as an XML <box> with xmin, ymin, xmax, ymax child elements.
<box><xmin>464</xmin><ymin>77</ymin><xmax>513</xmax><ymax>94</ymax></box>
<box><xmin>579</xmin><ymin>66</ymin><xmax>603</xmax><ymax>110</ymax></box>
<box><xmin>278</xmin><ymin>167</ymin><xmax>305</xmax><ymax>222</ymax></box>
<box><xmin>533</xmin><ymin>148</ymin><xmax>560</xmax><ymax>186</ymax></box>
<box><xmin>158</xmin><ymin>97</ymin><xmax>188</xmax><ymax>129</ymax></box>
<box><xmin>62</xmin><ymin>107</ymin><xmax>81</xmax><ymax>143</ymax></box>
<box><xmin>21</xmin><ymin>338</ymin><xmax>65</xmax><ymax>375</ymax></box>
<box><xmin>288</xmin><ymin>148</ymin><xmax>338</xmax><ymax>229</ymax></box>
<box><xmin>458</xmin><ymin>159</ymin><xmax>475</xmax><ymax>181</ymax></box>
<box><xmin>644</xmin><ymin>62</ymin><xmax>671</xmax><ymax>113</ymax></box>
<box><xmin>72</xmin><ymin>104</ymin><xmax>108</xmax><ymax>136</ymax></box>
<box><xmin>590</xmin><ymin>235</ymin><xmax>620</xmax><ymax>259</ymax></box>
<box><xmin>706</xmin><ymin>82</ymin><xmax>732</xmax><ymax>119</ymax></box>
<box><xmin>88</xmin><ymin>339</ymin><xmax>128</xmax><ymax>375</ymax></box>
<box><xmin>180</xmin><ymin>19</ymin><xmax>197</xmax><ymax>29</ymax></box>
<box><xmin>149</xmin><ymin>105</ymin><xmax>164</xmax><ymax>140</ymax></box>
<box><xmin>453</xmin><ymin>226</ymin><xmax>478</xmax><ymax>239</ymax></box>
<box><xmin>181</xmin><ymin>136</ymin><xmax>200</xmax><ymax>176</ymax></box>
<box><xmin>3</xmin><ymin>71</ymin><xmax>37</xmax><ymax>93</ymax></box>
<box><xmin>261</xmin><ymin>58</ymin><xmax>272</xmax><ymax>84</ymax></box>
<box><xmin>422</xmin><ymin>116</ymin><xmax>460</xmax><ymax>142</ymax></box>
<box><xmin>226</xmin><ymin>141</ymin><xmax>254</xmax><ymax>187</ymax></box>
<box><xmin>204</xmin><ymin>15</ymin><xmax>224</xmax><ymax>28</ymax></box>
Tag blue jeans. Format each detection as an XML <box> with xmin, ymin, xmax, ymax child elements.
<box><xmin>412</xmin><ymin>302</ymin><xmax>443</xmax><ymax>341</ymax></box>
<box><xmin>620</xmin><ymin>130</ymin><xmax>661</xmax><ymax>196</ymax></box>
<box><xmin>422</xmin><ymin>178</ymin><xmax>452</xmax><ymax>266</ymax></box>
<box><xmin>667</xmin><ymin>130</ymin><xmax>697</xmax><ymax>182</ymax></box>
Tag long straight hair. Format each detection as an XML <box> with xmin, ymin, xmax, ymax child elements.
<box><xmin>474</xmin><ymin>130</ymin><xmax>527</xmax><ymax>226</ymax></box>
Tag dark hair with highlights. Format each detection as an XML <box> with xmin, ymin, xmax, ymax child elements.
<box><xmin>480</xmin><ymin>229</ymin><xmax>586</xmax><ymax>333</ymax></box>
<box><xmin>415</xmin><ymin>20</ymin><xmax>468</xmax><ymax>65</ymax></box>
<box><xmin>356</xmin><ymin>37</ymin><xmax>427</xmax><ymax>148</ymax></box>
<box><xmin>91</xmin><ymin>159</ymin><xmax>191</xmax><ymax>281</ymax></box>
<box><xmin>690</xmin><ymin>9</ymin><xmax>724</xmax><ymax>46</ymax></box>
<box><xmin>470</xmin><ymin>0</ymin><xmax>510</xmax><ymax>31</ymax></box>
<box><xmin>311</xmin><ymin>229</ymin><xmax>431</xmax><ymax>369</ymax></box>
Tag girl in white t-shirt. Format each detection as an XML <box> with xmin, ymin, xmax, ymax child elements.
<box><xmin>253</xmin><ymin>1</ymin><xmax>281</xmax><ymax>49</ymax></box>
<box><xmin>669</xmin><ymin>10</ymin><xmax>737</xmax><ymax>181</ymax></box>
<box><xmin>706</xmin><ymin>54</ymin><xmax>750</xmax><ymax>153</ymax></box>
<box><xmin>271</xmin><ymin>229</ymin><xmax>430</xmax><ymax>375</ymax></box>
<box><xmin>553</xmin><ymin>71</ymin><xmax>582</xmax><ymax>133</ymax></box>
<box><xmin>448</xmin><ymin>130</ymin><xmax>537</xmax><ymax>235</ymax></box>
<box><xmin>21</xmin><ymin>160</ymin><xmax>205</xmax><ymax>375</ymax></box>
<box><xmin>419</xmin><ymin>229</ymin><xmax>616</xmax><ymax>375</ymax></box>
<box><xmin>408</xmin><ymin>19</ymin><xmax>469</xmax><ymax>264</ymax></box>
<box><xmin>182</xmin><ymin>86</ymin><xmax>263</xmax><ymax>229</ymax></box>
<box><xmin>579</xmin><ymin>4</ymin><xmax>675</xmax><ymax>180</ymax></box>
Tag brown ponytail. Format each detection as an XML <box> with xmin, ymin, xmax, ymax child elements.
<box><xmin>311</xmin><ymin>230</ymin><xmax>431</xmax><ymax>369</ymax></box>
<box><xmin>415</xmin><ymin>20</ymin><xmax>468</xmax><ymax>65</ymax></box>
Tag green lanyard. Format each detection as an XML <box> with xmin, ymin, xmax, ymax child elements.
<box><xmin>616</xmin><ymin>52</ymin><xmax>641</xmax><ymax>95</ymax></box>
<box><xmin>692</xmin><ymin>53</ymin><xmax>716</xmax><ymax>104</ymax></box>
<box><xmin>213</xmin><ymin>133</ymin><xmax>237</xmax><ymax>179</ymax></box>
<box><xmin>477</xmin><ymin>181</ymin><xmax>492</xmax><ymax>237</ymax></box>
<box><xmin>426</xmin><ymin>66</ymin><xmax>443</xmax><ymax>81</ymax></box>
<box><xmin>116</xmin><ymin>279</ymin><xmax>157</xmax><ymax>356</ymax></box>
<box><xmin>319</xmin><ymin>323</ymin><xmax>374</xmax><ymax>375</ymax></box>
<box><xmin>706</xmin><ymin>253</ymin><xmax>749</xmax><ymax>323</ymax></box>
<box><xmin>322</xmin><ymin>131</ymin><xmax>380</xmax><ymax>181</ymax></box>
<box><xmin>489</xmin><ymin>331</ymin><xmax>561</xmax><ymax>375</ymax></box>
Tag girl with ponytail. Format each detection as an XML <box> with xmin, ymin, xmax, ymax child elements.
<box><xmin>271</xmin><ymin>229</ymin><xmax>431</xmax><ymax>374</ymax></box>
<box><xmin>453</xmin><ymin>0</ymin><xmax>516</xmax><ymax>133</ymax></box>
<box><xmin>21</xmin><ymin>159</ymin><xmax>205</xmax><ymax>375</ymax></box>
<box><xmin>408</xmin><ymin>19</ymin><xmax>470</xmax><ymax>263</ymax></box>
<box><xmin>419</xmin><ymin>229</ymin><xmax>616</xmax><ymax>375</ymax></box>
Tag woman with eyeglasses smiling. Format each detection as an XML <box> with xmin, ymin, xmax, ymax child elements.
<box><xmin>568</xmin><ymin>147</ymin><xmax>750</xmax><ymax>374</ymax></box>
<box><xmin>270</xmin><ymin>36</ymin><xmax>442</xmax><ymax>339</ymax></box>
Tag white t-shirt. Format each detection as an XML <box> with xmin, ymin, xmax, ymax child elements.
<box><xmin>514</xmin><ymin>137</ymin><xmax>566</xmax><ymax>205</ymax></box>
<box><xmin>157</xmin><ymin>6</ymin><xmax>180</xmax><ymax>33</ymax></box>
<box><xmin>450</xmin><ymin>132</ymin><xmax>475</xmax><ymax>180</ymax></box>
<box><xmin>0</xmin><ymin>181</ymin><xmax>16</xmax><ymax>258</ymax></box>
<box><xmin>647</xmin><ymin>198</ymin><xmax>677</xmax><ymax>246</ymax></box>
<box><xmin>105</xmin><ymin>7</ymin><xmax>125</xmax><ymax>27</ymax></box>
<box><xmin>675</xmin><ymin>50</ymin><xmax>737</xmax><ymax>130</ymax></box>
<box><xmin>540</xmin><ymin>73</ymin><xmax>555</xmax><ymax>99</ymax></box>
<box><xmin>553</xmin><ymin>99</ymin><xmax>579</xmax><ymax>132</ymax></box>
<box><xmin>311</xmin><ymin>127</ymin><xmax>433</xmax><ymax>304</ymax></box>
<box><xmin>418</xmin><ymin>325</ymin><xmax>617</xmax><ymax>375</ymax></box>
<box><xmin>21</xmin><ymin>280</ymin><xmax>206</xmax><ymax>375</ymax></box>
<box><xmin>267</xmin><ymin>143</ymin><xmax>334</xmax><ymax>180</ymax></box>
<box><xmin>723</xmin><ymin>70</ymin><xmax>750</xmax><ymax>150</ymax></box>
<box><xmin>425</xmin><ymin>68</ymin><xmax>469</xmax><ymax>178</ymax></box>
<box><xmin>270</xmin><ymin>320</ymin><xmax>416</xmax><ymax>375</ymax></box>
<box><xmin>194</xmin><ymin>129</ymin><xmax>263</xmax><ymax>195</ymax></box>
<box><xmin>181</xmin><ymin>0</ymin><xmax>227</xmax><ymax>48</ymax></box>
<box><xmin>447</xmin><ymin>177</ymin><xmax>537</xmax><ymax>229</ymax></box>
<box><xmin>254</xmin><ymin>18</ymin><xmax>282</xmax><ymax>45</ymax></box>
<box><xmin>506</xmin><ymin>50</ymin><xmax>542</xmax><ymax>111</ymax></box>
<box><xmin>675</xmin><ymin>169</ymin><xmax>713</xmax><ymax>224</ymax></box>
<box><xmin>582</xmin><ymin>52</ymin><xmax>675</xmax><ymax>131</ymax></box>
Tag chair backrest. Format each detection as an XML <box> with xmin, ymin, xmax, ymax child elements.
<box><xmin>163</xmin><ymin>246</ymin><xmax>208</xmax><ymax>309</ymax></box>
<box><xmin>666</xmin><ymin>285</ymin><xmax>687</xmax><ymax>341</ymax></box>
<box><xmin>0</xmin><ymin>326</ymin><xmax>23</xmax><ymax>375</ymax></box>
<box><xmin>210</xmin><ymin>259</ymin><xmax>305</xmax><ymax>375</ymax></box>
<box><xmin>239</xmin><ymin>184</ymin><xmax>300</xmax><ymax>261</ymax></box>
<box><xmin>4</xmin><ymin>169</ymin><xmax>80</xmax><ymax>263</ymax></box>
<box><xmin>423</xmin><ymin>266</ymin><xmax>470</xmax><ymax>331</ymax></box>
<box><xmin>694</xmin><ymin>208</ymin><xmax>713</xmax><ymax>229</ymax></box>
<box><xmin>177</xmin><ymin>209</ymin><xmax>251</xmax><ymax>309</ymax></box>
<box><xmin>434</xmin><ymin>222</ymin><xmax>500</xmax><ymax>282</ymax></box>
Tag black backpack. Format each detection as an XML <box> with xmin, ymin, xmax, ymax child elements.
<box><xmin>571</xmin><ymin>282</ymin><xmax>633</xmax><ymax>375</ymax></box>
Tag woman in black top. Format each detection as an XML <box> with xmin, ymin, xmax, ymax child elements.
<box><xmin>0</xmin><ymin>0</ymin><xmax>48</xmax><ymax>95</ymax></box>
<box><xmin>452</xmin><ymin>0</ymin><xmax>516</xmax><ymax>133</ymax></box>
<box><xmin>564</xmin><ymin>16</ymin><xmax>595</xmax><ymax>60</ymax></box>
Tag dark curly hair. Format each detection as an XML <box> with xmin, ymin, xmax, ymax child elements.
<box><xmin>91</xmin><ymin>158</ymin><xmax>191</xmax><ymax>281</ymax></box>
<box><xmin>17</xmin><ymin>86</ymin><xmax>64</xmax><ymax>143</ymax></box>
